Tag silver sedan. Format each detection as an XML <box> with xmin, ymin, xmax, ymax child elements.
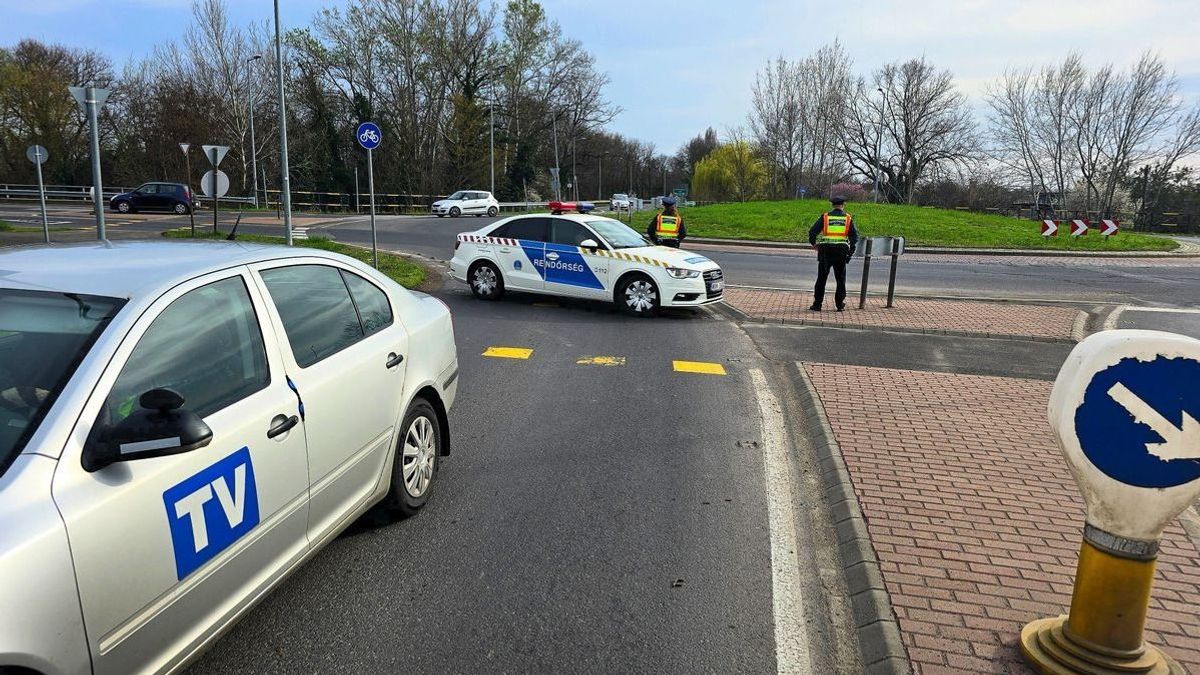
<box><xmin>0</xmin><ymin>241</ymin><xmax>458</xmax><ymax>674</ymax></box>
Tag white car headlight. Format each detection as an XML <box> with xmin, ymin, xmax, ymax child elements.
<box><xmin>666</xmin><ymin>267</ymin><xmax>700</xmax><ymax>279</ymax></box>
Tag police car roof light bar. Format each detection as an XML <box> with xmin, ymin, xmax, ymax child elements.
<box><xmin>548</xmin><ymin>201</ymin><xmax>595</xmax><ymax>215</ymax></box>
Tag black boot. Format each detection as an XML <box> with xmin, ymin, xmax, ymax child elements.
<box><xmin>809</xmin><ymin>303</ymin><xmax>821</xmax><ymax>312</ymax></box>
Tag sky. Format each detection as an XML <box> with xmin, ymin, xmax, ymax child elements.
<box><xmin>5</xmin><ymin>0</ymin><xmax>1200</xmax><ymax>153</ymax></box>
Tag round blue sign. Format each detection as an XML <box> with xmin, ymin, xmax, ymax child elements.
<box><xmin>356</xmin><ymin>122</ymin><xmax>382</xmax><ymax>150</ymax></box>
<box><xmin>1075</xmin><ymin>355</ymin><xmax>1200</xmax><ymax>488</ymax></box>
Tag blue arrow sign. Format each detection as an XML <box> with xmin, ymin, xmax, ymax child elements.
<box><xmin>357</xmin><ymin>122</ymin><xmax>381</xmax><ymax>150</ymax></box>
<box><xmin>1075</xmin><ymin>355</ymin><xmax>1200</xmax><ymax>488</ymax></box>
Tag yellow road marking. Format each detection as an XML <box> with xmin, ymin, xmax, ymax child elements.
<box><xmin>673</xmin><ymin>360</ymin><xmax>727</xmax><ymax>375</ymax></box>
<box><xmin>483</xmin><ymin>346</ymin><xmax>533</xmax><ymax>359</ymax></box>
<box><xmin>576</xmin><ymin>356</ymin><xmax>625</xmax><ymax>366</ymax></box>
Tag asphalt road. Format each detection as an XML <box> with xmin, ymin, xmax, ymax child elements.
<box><xmin>5</xmin><ymin>202</ymin><xmax>1193</xmax><ymax>671</ymax></box>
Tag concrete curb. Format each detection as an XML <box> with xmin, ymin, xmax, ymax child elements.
<box><xmin>689</xmin><ymin>236</ymin><xmax>1200</xmax><ymax>258</ymax></box>
<box><xmin>794</xmin><ymin>363</ymin><xmax>912</xmax><ymax>675</ymax></box>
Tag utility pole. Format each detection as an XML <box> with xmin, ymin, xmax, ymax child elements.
<box><xmin>247</xmin><ymin>54</ymin><xmax>263</xmax><ymax>208</ymax></box>
<box><xmin>873</xmin><ymin>86</ymin><xmax>885</xmax><ymax>203</ymax></box>
<box><xmin>552</xmin><ymin>114</ymin><xmax>561</xmax><ymax>201</ymax></box>
<box><xmin>489</xmin><ymin>101</ymin><xmax>496</xmax><ymax>195</ymax></box>
<box><xmin>273</xmin><ymin>0</ymin><xmax>293</xmax><ymax>245</ymax></box>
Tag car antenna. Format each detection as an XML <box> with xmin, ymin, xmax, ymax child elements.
<box><xmin>225</xmin><ymin>212</ymin><xmax>243</xmax><ymax>241</ymax></box>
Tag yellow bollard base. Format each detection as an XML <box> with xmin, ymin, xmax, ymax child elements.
<box><xmin>1021</xmin><ymin>616</ymin><xmax>1183</xmax><ymax>674</ymax></box>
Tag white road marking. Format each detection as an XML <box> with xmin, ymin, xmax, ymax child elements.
<box><xmin>1103</xmin><ymin>305</ymin><xmax>1200</xmax><ymax>331</ymax></box>
<box><xmin>749</xmin><ymin>368</ymin><xmax>814</xmax><ymax>674</ymax></box>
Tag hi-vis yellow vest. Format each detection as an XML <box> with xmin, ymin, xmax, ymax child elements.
<box><xmin>655</xmin><ymin>214</ymin><xmax>681</xmax><ymax>237</ymax></box>
<box><xmin>816</xmin><ymin>212</ymin><xmax>851</xmax><ymax>246</ymax></box>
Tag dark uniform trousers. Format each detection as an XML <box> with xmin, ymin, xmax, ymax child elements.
<box><xmin>813</xmin><ymin>244</ymin><xmax>850</xmax><ymax>308</ymax></box>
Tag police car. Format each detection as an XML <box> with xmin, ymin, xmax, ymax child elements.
<box><xmin>0</xmin><ymin>241</ymin><xmax>458</xmax><ymax>674</ymax></box>
<box><xmin>449</xmin><ymin>203</ymin><xmax>724</xmax><ymax>315</ymax></box>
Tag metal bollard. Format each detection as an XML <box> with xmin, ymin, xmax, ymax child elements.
<box><xmin>858</xmin><ymin>238</ymin><xmax>873</xmax><ymax>309</ymax></box>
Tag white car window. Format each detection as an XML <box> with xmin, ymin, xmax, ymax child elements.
<box><xmin>99</xmin><ymin>277</ymin><xmax>269</xmax><ymax>426</ymax></box>
<box><xmin>343</xmin><ymin>271</ymin><xmax>393</xmax><ymax>335</ymax></box>
<box><xmin>448</xmin><ymin>191</ymin><xmax>467</xmax><ymax>200</ymax></box>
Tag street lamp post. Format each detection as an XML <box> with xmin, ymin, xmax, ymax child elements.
<box><xmin>247</xmin><ymin>54</ymin><xmax>262</xmax><ymax>208</ymax></box>
<box><xmin>273</xmin><ymin>0</ymin><xmax>293</xmax><ymax>245</ymax></box>
<box><xmin>873</xmin><ymin>86</ymin><xmax>886</xmax><ymax>203</ymax></box>
<box><xmin>489</xmin><ymin>101</ymin><xmax>495</xmax><ymax>196</ymax></box>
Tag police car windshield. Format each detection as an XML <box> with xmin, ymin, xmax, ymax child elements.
<box><xmin>0</xmin><ymin>289</ymin><xmax>124</xmax><ymax>479</ymax></box>
<box><xmin>587</xmin><ymin>218</ymin><xmax>651</xmax><ymax>249</ymax></box>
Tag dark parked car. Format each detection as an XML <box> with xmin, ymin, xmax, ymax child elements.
<box><xmin>109</xmin><ymin>182</ymin><xmax>195</xmax><ymax>214</ymax></box>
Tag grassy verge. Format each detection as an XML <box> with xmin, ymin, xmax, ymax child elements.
<box><xmin>0</xmin><ymin>220</ymin><xmax>10</xmax><ymax>231</ymax></box>
<box><xmin>162</xmin><ymin>230</ymin><xmax>427</xmax><ymax>289</ymax></box>
<box><xmin>680</xmin><ymin>199</ymin><xmax>1176</xmax><ymax>252</ymax></box>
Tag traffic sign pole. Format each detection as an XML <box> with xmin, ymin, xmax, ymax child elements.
<box><xmin>368</xmin><ymin>148</ymin><xmax>377</xmax><ymax>268</ymax></box>
<box><xmin>356</xmin><ymin>122</ymin><xmax>382</xmax><ymax>268</ymax></box>
<box><xmin>27</xmin><ymin>145</ymin><xmax>50</xmax><ymax>243</ymax></box>
<box><xmin>211</xmin><ymin>146</ymin><xmax>220</xmax><ymax>234</ymax></box>
<box><xmin>1021</xmin><ymin>330</ymin><xmax>1200</xmax><ymax>675</ymax></box>
<box><xmin>70</xmin><ymin>86</ymin><xmax>110</xmax><ymax>240</ymax></box>
<box><xmin>35</xmin><ymin>152</ymin><xmax>48</xmax><ymax>243</ymax></box>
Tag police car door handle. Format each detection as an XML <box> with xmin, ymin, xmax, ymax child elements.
<box><xmin>386</xmin><ymin>352</ymin><xmax>405</xmax><ymax>368</ymax></box>
<box><xmin>267</xmin><ymin>414</ymin><xmax>299</xmax><ymax>439</ymax></box>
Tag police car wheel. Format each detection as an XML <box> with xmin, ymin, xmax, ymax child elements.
<box><xmin>450</xmin><ymin>207</ymin><xmax>461</xmax><ymax>217</ymax></box>
<box><xmin>617</xmin><ymin>274</ymin><xmax>659</xmax><ymax>316</ymax></box>
<box><xmin>469</xmin><ymin>261</ymin><xmax>504</xmax><ymax>300</ymax></box>
<box><xmin>387</xmin><ymin>398</ymin><xmax>441</xmax><ymax>516</ymax></box>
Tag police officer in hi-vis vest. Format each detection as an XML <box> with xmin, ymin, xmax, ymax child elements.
<box><xmin>807</xmin><ymin>195</ymin><xmax>859</xmax><ymax>312</ymax></box>
<box><xmin>647</xmin><ymin>196</ymin><xmax>686</xmax><ymax>248</ymax></box>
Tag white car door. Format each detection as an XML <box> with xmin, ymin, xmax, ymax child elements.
<box><xmin>252</xmin><ymin>261</ymin><xmax>408</xmax><ymax>544</ymax></box>
<box><xmin>51</xmin><ymin>270</ymin><xmax>310</xmax><ymax>675</ymax></box>
<box><xmin>544</xmin><ymin>218</ymin><xmax>610</xmax><ymax>300</ymax></box>
<box><xmin>469</xmin><ymin>192</ymin><xmax>487</xmax><ymax>213</ymax></box>
<box><xmin>490</xmin><ymin>217</ymin><xmax>547</xmax><ymax>292</ymax></box>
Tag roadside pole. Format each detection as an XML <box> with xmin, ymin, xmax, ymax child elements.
<box><xmin>68</xmin><ymin>86</ymin><xmax>110</xmax><ymax>240</ymax></box>
<box><xmin>354</xmin><ymin>166</ymin><xmax>360</xmax><ymax>214</ymax></box>
<box><xmin>201</xmin><ymin>145</ymin><xmax>230</xmax><ymax>235</ymax></box>
<box><xmin>857</xmin><ymin>238</ymin><xmax>872</xmax><ymax>309</ymax></box>
<box><xmin>274</xmin><ymin>0</ymin><xmax>293</xmax><ymax>245</ymax></box>
<box><xmin>180</xmin><ymin>143</ymin><xmax>195</xmax><ymax>236</ymax></box>
<box><xmin>356</xmin><ymin>121</ymin><xmax>382</xmax><ymax>268</ymax></box>
<box><xmin>26</xmin><ymin>145</ymin><xmax>50</xmax><ymax>243</ymax></box>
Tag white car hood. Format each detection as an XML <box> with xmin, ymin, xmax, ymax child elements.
<box><xmin>433</xmin><ymin>199</ymin><xmax>455</xmax><ymax>207</ymax></box>
<box><xmin>618</xmin><ymin>245</ymin><xmax>719</xmax><ymax>271</ymax></box>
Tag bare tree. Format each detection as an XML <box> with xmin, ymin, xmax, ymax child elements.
<box><xmin>843</xmin><ymin>57</ymin><xmax>979</xmax><ymax>203</ymax></box>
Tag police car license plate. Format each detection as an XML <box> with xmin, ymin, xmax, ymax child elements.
<box><xmin>708</xmin><ymin>280</ymin><xmax>724</xmax><ymax>292</ymax></box>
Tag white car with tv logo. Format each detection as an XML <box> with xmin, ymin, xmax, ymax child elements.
<box><xmin>449</xmin><ymin>212</ymin><xmax>724</xmax><ymax>315</ymax></box>
<box><xmin>0</xmin><ymin>241</ymin><xmax>458</xmax><ymax>674</ymax></box>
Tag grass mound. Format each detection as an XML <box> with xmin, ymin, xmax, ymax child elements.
<box><xmin>681</xmin><ymin>199</ymin><xmax>1176</xmax><ymax>252</ymax></box>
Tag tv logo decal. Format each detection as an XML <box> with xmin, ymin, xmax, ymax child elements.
<box><xmin>162</xmin><ymin>447</ymin><xmax>260</xmax><ymax>580</ymax></box>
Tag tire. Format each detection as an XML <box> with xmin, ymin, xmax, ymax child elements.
<box><xmin>487</xmin><ymin>206</ymin><xmax>498</xmax><ymax>217</ymax></box>
<box><xmin>450</xmin><ymin>206</ymin><xmax>461</xmax><ymax>217</ymax></box>
<box><xmin>173</xmin><ymin>202</ymin><xmax>189</xmax><ymax>215</ymax></box>
<box><xmin>115</xmin><ymin>201</ymin><xmax>131</xmax><ymax>214</ymax></box>
<box><xmin>468</xmin><ymin>260</ymin><xmax>504</xmax><ymax>300</ymax></box>
<box><xmin>386</xmin><ymin>398</ymin><xmax>442</xmax><ymax>517</ymax></box>
<box><xmin>616</xmin><ymin>273</ymin><xmax>659</xmax><ymax>317</ymax></box>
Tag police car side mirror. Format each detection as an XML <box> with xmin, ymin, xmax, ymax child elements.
<box><xmin>83</xmin><ymin>388</ymin><xmax>213</xmax><ymax>472</ymax></box>
<box><xmin>580</xmin><ymin>238</ymin><xmax>600</xmax><ymax>250</ymax></box>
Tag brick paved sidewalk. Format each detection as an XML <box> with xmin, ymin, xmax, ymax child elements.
<box><xmin>726</xmin><ymin>287</ymin><xmax>1083</xmax><ymax>342</ymax></box>
<box><xmin>804</xmin><ymin>363</ymin><xmax>1200</xmax><ymax>674</ymax></box>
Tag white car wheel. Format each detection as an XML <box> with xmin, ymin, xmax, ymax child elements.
<box><xmin>387</xmin><ymin>398</ymin><xmax>442</xmax><ymax>516</ymax></box>
<box><xmin>487</xmin><ymin>206</ymin><xmax>498</xmax><ymax>217</ymax></box>
<box><xmin>450</xmin><ymin>206</ymin><xmax>461</xmax><ymax>217</ymax></box>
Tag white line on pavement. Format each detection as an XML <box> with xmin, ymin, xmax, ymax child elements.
<box><xmin>749</xmin><ymin>368</ymin><xmax>814</xmax><ymax>675</ymax></box>
<box><xmin>1103</xmin><ymin>304</ymin><xmax>1200</xmax><ymax>331</ymax></box>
